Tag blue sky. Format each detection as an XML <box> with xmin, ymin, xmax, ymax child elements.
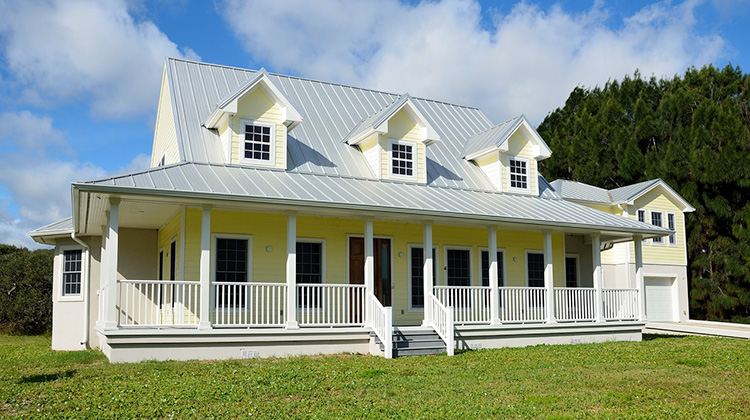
<box><xmin>1</xmin><ymin>0</ymin><xmax>749</xmax><ymax>248</ymax></box>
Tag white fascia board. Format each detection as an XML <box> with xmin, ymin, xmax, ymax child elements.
<box><xmin>625</xmin><ymin>180</ymin><xmax>696</xmax><ymax>213</ymax></box>
<box><xmin>374</xmin><ymin>98</ymin><xmax>441</xmax><ymax>145</ymax></box>
<box><xmin>518</xmin><ymin>117</ymin><xmax>552</xmax><ymax>160</ymax></box>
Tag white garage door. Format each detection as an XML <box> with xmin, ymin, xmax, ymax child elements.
<box><xmin>645</xmin><ymin>277</ymin><xmax>674</xmax><ymax>322</ymax></box>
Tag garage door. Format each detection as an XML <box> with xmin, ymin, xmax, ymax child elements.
<box><xmin>645</xmin><ymin>277</ymin><xmax>674</xmax><ymax>322</ymax></box>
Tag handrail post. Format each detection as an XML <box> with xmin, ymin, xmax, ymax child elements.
<box><xmin>446</xmin><ymin>306</ymin><xmax>454</xmax><ymax>356</ymax></box>
<box><xmin>384</xmin><ymin>307</ymin><xmax>393</xmax><ymax>359</ymax></box>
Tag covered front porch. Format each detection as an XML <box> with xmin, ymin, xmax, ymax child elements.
<box><xmin>90</xmin><ymin>193</ymin><xmax>651</xmax><ymax>360</ymax></box>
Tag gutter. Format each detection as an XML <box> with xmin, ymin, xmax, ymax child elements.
<box><xmin>70</xmin><ymin>231</ymin><xmax>91</xmax><ymax>348</ymax></box>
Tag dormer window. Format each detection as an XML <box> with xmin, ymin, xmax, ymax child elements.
<box><xmin>242</xmin><ymin>120</ymin><xmax>275</xmax><ymax>165</ymax></box>
<box><xmin>389</xmin><ymin>139</ymin><xmax>416</xmax><ymax>180</ymax></box>
<box><xmin>508</xmin><ymin>157</ymin><xmax>528</xmax><ymax>191</ymax></box>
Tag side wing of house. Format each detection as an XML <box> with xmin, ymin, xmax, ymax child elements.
<box><xmin>151</xmin><ymin>66</ymin><xmax>180</xmax><ymax>167</ymax></box>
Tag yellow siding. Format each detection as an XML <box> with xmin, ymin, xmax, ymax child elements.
<box><xmin>502</xmin><ymin>131</ymin><xmax>538</xmax><ymax>195</ymax></box>
<box><xmin>150</xmin><ymin>68</ymin><xmax>180</xmax><ymax>167</ymax></box>
<box><xmin>630</xmin><ymin>189</ymin><xmax>687</xmax><ymax>265</ymax></box>
<box><xmin>379</xmin><ymin>110</ymin><xmax>426</xmax><ymax>183</ymax></box>
<box><xmin>184</xmin><ymin>209</ymin><xmax>202</xmax><ymax>282</ymax></box>
<box><xmin>230</xmin><ymin>87</ymin><xmax>286</xmax><ymax>169</ymax></box>
<box><xmin>156</xmin><ymin>211</ymin><xmax>182</xmax><ymax>280</ymax></box>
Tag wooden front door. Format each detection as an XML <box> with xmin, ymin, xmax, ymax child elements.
<box><xmin>349</xmin><ymin>237</ymin><xmax>391</xmax><ymax>306</ymax></box>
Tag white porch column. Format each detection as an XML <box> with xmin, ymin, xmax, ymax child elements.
<box><xmin>422</xmin><ymin>222</ymin><xmax>434</xmax><ymax>327</ymax></box>
<box><xmin>286</xmin><ymin>213</ymin><xmax>299</xmax><ymax>329</ymax></box>
<box><xmin>592</xmin><ymin>233</ymin><xmax>604</xmax><ymax>322</ymax></box>
<box><xmin>97</xmin><ymin>221</ymin><xmax>108</xmax><ymax>329</ymax></box>
<box><xmin>634</xmin><ymin>236</ymin><xmax>645</xmax><ymax>321</ymax></box>
<box><xmin>198</xmin><ymin>205</ymin><xmax>212</xmax><ymax>329</ymax></box>
<box><xmin>543</xmin><ymin>231</ymin><xmax>555</xmax><ymax>324</ymax></box>
<box><xmin>104</xmin><ymin>198</ymin><xmax>119</xmax><ymax>329</ymax></box>
<box><xmin>364</xmin><ymin>219</ymin><xmax>374</xmax><ymax>327</ymax></box>
<box><xmin>489</xmin><ymin>227</ymin><xmax>501</xmax><ymax>324</ymax></box>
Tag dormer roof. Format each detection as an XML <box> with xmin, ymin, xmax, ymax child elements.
<box><xmin>203</xmin><ymin>68</ymin><xmax>303</xmax><ymax>130</ymax></box>
<box><xmin>551</xmin><ymin>178</ymin><xmax>695</xmax><ymax>212</ymax></box>
<box><xmin>343</xmin><ymin>93</ymin><xmax>441</xmax><ymax>146</ymax></box>
<box><xmin>461</xmin><ymin>115</ymin><xmax>552</xmax><ymax>161</ymax></box>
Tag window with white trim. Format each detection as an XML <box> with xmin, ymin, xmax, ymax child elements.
<box><xmin>565</xmin><ymin>256</ymin><xmax>578</xmax><ymax>288</ymax></box>
<box><xmin>667</xmin><ymin>213</ymin><xmax>676</xmax><ymax>245</ymax></box>
<box><xmin>297</xmin><ymin>241</ymin><xmax>324</xmax><ymax>308</ymax></box>
<box><xmin>651</xmin><ymin>211</ymin><xmax>664</xmax><ymax>243</ymax></box>
<box><xmin>527</xmin><ymin>252</ymin><xmax>545</xmax><ymax>287</ymax></box>
<box><xmin>446</xmin><ymin>248</ymin><xmax>471</xmax><ymax>286</ymax></box>
<box><xmin>637</xmin><ymin>209</ymin><xmax>646</xmax><ymax>223</ymax></box>
<box><xmin>215</xmin><ymin>237</ymin><xmax>249</xmax><ymax>308</ymax></box>
<box><xmin>62</xmin><ymin>249</ymin><xmax>82</xmax><ymax>296</ymax></box>
<box><xmin>389</xmin><ymin>139</ymin><xmax>416</xmax><ymax>179</ymax></box>
<box><xmin>409</xmin><ymin>246</ymin><xmax>436</xmax><ymax>309</ymax></box>
<box><xmin>480</xmin><ymin>250</ymin><xmax>504</xmax><ymax>287</ymax></box>
<box><xmin>508</xmin><ymin>157</ymin><xmax>528</xmax><ymax>190</ymax></box>
<box><xmin>242</xmin><ymin>121</ymin><xmax>274</xmax><ymax>163</ymax></box>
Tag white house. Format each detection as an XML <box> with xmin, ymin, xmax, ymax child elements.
<box><xmin>30</xmin><ymin>58</ymin><xmax>692</xmax><ymax>362</ymax></box>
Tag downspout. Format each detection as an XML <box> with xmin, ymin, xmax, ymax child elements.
<box><xmin>70</xmin><ymin>232</ymin><xmax>91</xmax><ymax>348</ymax></box>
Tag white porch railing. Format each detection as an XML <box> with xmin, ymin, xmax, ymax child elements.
<box><xmin>368</xmin><ymin>294</ymin><xmax>393</xmax><ymax>359</ymax></box>
<box><xmin>429</xmin><ymin>294</ymin><xmax>454</xmax><ymax>356</ymax></box>
<box><xmin>603</xmin><ymin>288</ymin><xmax>639</xmax><ymax>321</ymax></box>
<box><xmin>554</xmin><ymin>287</ymin><xmax>596</xmax><ymax>322</ymax></box>
<box><xmin>117</xmin><ymin>280</ymin><xmax>200</xmax><ymax>327</ymax></box>
<box><xmin>297</xmin><ymin>284</ymin><xmax>366</xmax><ymax>326</ymax></box>
<box><xmin>213</xmin><ymin>282</ymin><xmax>287</xmax><ymax>327</ymax></box>
<box><xmin>434</xmin><ymin>286</ymin><xmax>491</xmax><ymax>325</ymax></box>
<box><xmin>498</xmin><ymin>287</ymin><xmax>547</xmax><ymax>323</ymax></box>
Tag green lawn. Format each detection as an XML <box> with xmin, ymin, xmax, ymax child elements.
<box><xmin>1</xmin><ymin>334</ymin><xmax>749</xmax><ymax>419</ymax></box>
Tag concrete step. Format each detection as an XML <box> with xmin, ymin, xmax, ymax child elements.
<box><xmin>371</xmin><ymin>327</ymin><xmax>447</xmax><ymax>357</ymax></box>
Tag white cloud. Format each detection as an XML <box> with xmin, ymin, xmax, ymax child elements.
<box><xmin>220</xmin><ymin>0</ymin><xmax>725</xmax><ymax>124</ymax></box>
<box><xmin>0</xmin><ymin>111</ymin><xmax>71</xmax><ymax>155</ymax></box>
<box><xmin>0</xmin><ymin>0</ymin><xmax>200</xmax><ymax>120</ymax></box>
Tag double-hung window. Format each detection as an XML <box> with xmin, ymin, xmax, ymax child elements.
<box><xmin>215</xmin><ymin>237</ymin><xmax>249</xmax><ymax>309</ymax></box>
<box><xmin>297</xmin><ymin>241</ymin><xmax>323</xmax><ymax>308</ymax></box>
<box><xmin>651</xmin><ymin>211</ymin><xmax>664</xmax><ymax>243</ymax></box>
<box><xmin>446</xmin><ymin>248</ymin><xmax>471</xmax><ymax>286</ymax></box>
<box><xmin>389</xmin><ymin>139</ymin><xmax>416</xmax><ymax>180</ymax></box>
<box><xmin>667</xmin><ymin>213</ymin><xmax>676</xmax><ymax>245</ymax></box>
<box><xmin>480</xmin><ymin>250</ymin><xmax>504</xmax><ymax>287</ymax></box>
<box><xmin>62</xmin><ymin>249</ymin><xmax>83</xmax><ymax>296</ymax></box>
<box><xmin>527</xmin><ymin>252</ymin><xmax>545</xmax><ymax>287</ymax></box>
<box><xmin>242</xmin><ymin>121</ymin><xmax>274</xmax><ymax>164</ymax></box>
<box><xmin>409</xmin><ymin>246</ymin><xmax>437</xmax><ymax>309</ymax></box>
<box><xmin>508</xmin><ymin>157</ymin><xmax>528</xmax><ymax>190</ymax></box>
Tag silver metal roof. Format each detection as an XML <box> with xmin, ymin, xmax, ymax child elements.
<box><xmin>76</xmin><ymin>162</ymin><xmax>670</xmax><ymax>236</ymax></box>
<box><xmin>165</xmin><ymin>58</ymin><xmax>496</xmax><ymax>190</ymax></box>
<box><xmin>608</xmin><ymin>179</ymin><xmax>661</xmax><ymax>203</ymax></box>
<box><xmin>460</xmin><ymin>116</ymin><xmax>520</xmax><ymax>159</ymax></box>
<box><xmin>549</xmin><ymin>180</ymin><xmax>612</xmax><ymax>204</ymax></box>
<box><xmin>29</xmin><ymin>217</ymin><xmax>73</xmax><ymax>237</ymax></box>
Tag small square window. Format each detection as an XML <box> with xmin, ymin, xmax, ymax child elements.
<box><xmin>243</xmin><ymin>122</ymin><xmax>274</xmax><ymax>163</ymax></box>
<box><xmin>509</xmin><ymin>158</ymin><xmax>528</xmax><ymax>190</ymax></box>
<box><xmin>390</xmin><ymin>140</ymin><xmax>415</xmax><ymax>179</ymax></box>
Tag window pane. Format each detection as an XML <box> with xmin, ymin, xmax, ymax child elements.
<box><xmin>527</xmin><ymin>253</ymin><xmax>544</xmax><ymax>287</ymax></box>
<box><xmin>565</xmin><ymin>257</ymin><xmax>577</xmax><ymax>288</ymax></box>
<box><xmin>62</xmin><ymin>249</ymin><xmax>82</xmax><ymax>295</ymax></box>
<box><xmin>390</xmin><ymin>142</ymin><xmax>415</xmax><ymax>178</ymax></box>
<box><xmin>215</xmin><ymin>238</ymin><xmax>248</xmax><ymax>309</ymax></box>
<box><xmin>447</xmin><ymin>249</ymin><xmax>470</xmax><ymax>286</ymax></box>
<box><xmin>509</xmin><ymin>159</ymin><xmax>528</xmax><ymax>189</ymax></box>
<box><xmin>409</xmin><ymin>247</ymin><xmax>436</xmax><ymax>308</ymax></box>
<box><xmin>243</xmin><ymin>123</ymin><xmax>272</xmax><ymax>161</ymax></box>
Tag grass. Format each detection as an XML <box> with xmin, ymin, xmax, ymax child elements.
<box><xmin>1</xmin><ymin>334</ymin><xmax>749</xmax><ymax>418</ymax></box>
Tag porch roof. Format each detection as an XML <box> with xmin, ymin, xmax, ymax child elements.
<box><xmin>73</xmin><ymin>162</ymin><xmax>670</xmax><ymax>239</ymax></box>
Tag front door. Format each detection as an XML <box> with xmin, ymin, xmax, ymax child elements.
<box><xmin>349</xmin><ymin>237</ymin><xmax>391</xmax><ymax>306</ymax></box>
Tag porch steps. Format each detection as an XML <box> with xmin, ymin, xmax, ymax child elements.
<box><xmin>372</xmin><ymin>327</ymin><xmax>447</xmax><ymax>357</ymax></box>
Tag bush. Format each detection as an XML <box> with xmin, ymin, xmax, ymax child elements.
<box><xmin>0</xmin><ymin>244</ymin><xmax>53</xmax><ymax>334</ymax></box>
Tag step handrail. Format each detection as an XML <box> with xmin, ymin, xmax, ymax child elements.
<box><xmin>429</xmin><ymin>294</ymin><xmax>454</xmax><ymax>356</ymax></box>
<box><xmin>368</xmin><ymin>293</ymin><xmax>393</xmax><ymax>359</ymax></box>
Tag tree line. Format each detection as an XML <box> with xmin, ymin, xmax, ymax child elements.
<box><xmin>0</xmin><ymin>244</ymin><xmax>53</xmax><ymax>333</ymax></box>
<box><xmin>538</xmin><ymin>64</ymin><xmax>750</xmax><ymax>323</ymax></box>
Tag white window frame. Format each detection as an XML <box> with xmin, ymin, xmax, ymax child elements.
<box><xmin>387</xmin><ymin>138</ymin><xmax>417</xmax><ymax>181</ymax></box>
<box><xmin>443</xmin><ymin>246</ymin><xmax>474</xmax><ymax>286</ymax></box>
<box><xmin>667</xmin><ymin>213</ymin><xmax>677</xmax><ymax>246</ymax></box>
<box><xmin>296</xmin><ymin>238</ymin><xmax>327</xmax><ymax>285</ymax></box>
<box><xmin>564</xmin><ymin>254</ymin><xmax>580</xmax><ymax>288</ymax></box>
<box><xmin>58</xmin><ymin>245</ymin><xmax>86</xmax><ymax>301</ymax></box>
<box><xmin>636</xmin><ymin>209</ymin><xmax>648</xmax><ymax>244</ymax></box>
<box><xmin>507</xmin><ymin>155</ymin><xmax>530</xmax><ymax>193</ymax></box>
<box><xmin>524</xmin><ymin>250</ymin><xmax>545</xmax><ymax>287</ymax></box>
<box><xmin>407</xmin><ymin>244</ymin><xmax>439</xmax><ymax>312</ymax></box>
<box><xmin>478</xmin><ymin>247</ymin><xmax>507</xmax><ymax>287</ymax></box>
<box><xmin>239</xmin><ymin>119</ymin><xmax>276</xmax><ymax>166</ymax></box>
<box><xmin>650</xmin><ymin>210</ymin><xmax>665</xmax><ymax>245</ymax></box>
<box><xmin>211</xmin><ymin>234</ymin><xmax>253</xmax><ymax>283</ymax></box>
